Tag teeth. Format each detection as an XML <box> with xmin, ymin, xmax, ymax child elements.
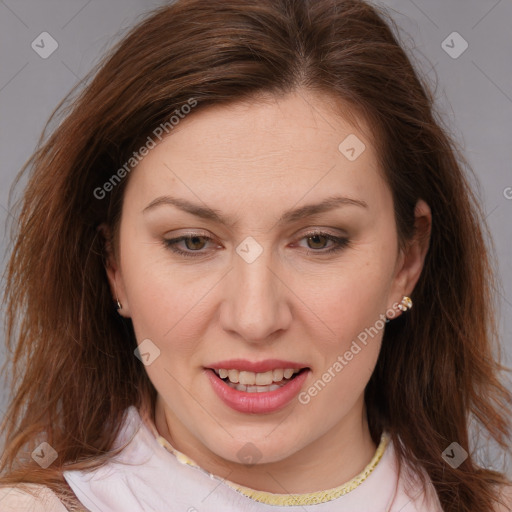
<box><xmin>273</xmin><ymin>369</ymin><xmax>284</xmax><ymax>382</ymax></box>
<box><xmin>283</xmin><ymin>369</ymin><xmax>294</xmax><ymax>379</ymax></box>
<box><xmin>228</xmin><ymin>369</ymin><xmax>239</xmax><ymax>383</ymax></box>
<box><xmin>229</xmin><ymin>382</ymin><xmax>284</xmax><ymax>393</ymax></box>
<box><xmin>214</xmin><ymin>368</ymin><xmax>301</xmax><ymax>385</ymax></box>
<box><xmin>239</xmin><ymin>371</ymin><xmax>255</xmax><ymax>386</ymax></box>
<box><xmin>255</xmin><ymin>371</ymin><xmax>273</xmax><ymax>386</ymax></box>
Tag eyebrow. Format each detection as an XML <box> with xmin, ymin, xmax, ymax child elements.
<box><xmin>143</xmin><ymin>194</ymin><xmax>368</xmax><ymax>225</ymax></box>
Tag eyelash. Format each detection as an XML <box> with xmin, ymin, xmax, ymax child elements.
<box><xmin>163</xmin><ymin>231</ymin><xmax>350</xmax><ymax>258</ymax></box>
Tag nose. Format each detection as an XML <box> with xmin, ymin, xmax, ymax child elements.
<box><xmin>219</xmin><ymin>245</ymin><xmax>292</xmax><ymax>344</ymax></box>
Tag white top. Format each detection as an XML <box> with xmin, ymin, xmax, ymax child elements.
<box><xmin>1</xmin><ymin>405</ymin><xmax>445</xmax><ymax>511</ymax></box>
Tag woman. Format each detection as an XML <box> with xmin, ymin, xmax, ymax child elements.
<box><xmin>0</xmin><ymin>0</ymin><xmax>511</xmax><ymax>510</ymax></box>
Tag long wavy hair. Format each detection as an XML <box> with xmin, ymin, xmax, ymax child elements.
<box><xmin>1</xmin><ymin>0</ymin><xmax>511</xmax><ymax>510</ymax></box>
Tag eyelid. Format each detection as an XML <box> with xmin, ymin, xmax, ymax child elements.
<box><xmin>299</xmin><ymin>227</ymin><xmax>348</xmax><ymax>238</ymax></box>
<box><xmin>165</xmin><ymin>227</ymin><xmax>346</xmax><ymax>241</ymax></box>
<box><xmin>162</xmin><ymin>228</ymin><xmax>350</xmax><ymax>258</ymax></box>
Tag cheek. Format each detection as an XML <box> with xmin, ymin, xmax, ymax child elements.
<box><xmin>299</xmin><ymin>247</ymin><xmax>393</xmax><ymax>399</ymax></box>
<box><xmin>312</xmin><ymin>289</ymin><xmax>385</xmax><ymax>386</ymax></box>
<box><xmin>300</xmin><ymin>282</ymin><xmax>386</xmax><ymax>418</ymax></box>
<box><xmin>119</xmin><ymin>239</ymin><xmax>209</xmax><ymax>361</ymax></box>
<box><xmin>309</xmin><ymin>246</ymin><xmax>395</xmax><ymax>338</ymax></box>
<box><xmin>299</xmin><ymin>341</ymin><xmax>380</xmax><ymax>427</ymax></box>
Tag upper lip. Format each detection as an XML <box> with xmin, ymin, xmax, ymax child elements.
<box><xmin>206</xmin><ymin>359</ymin><xmax>309</xmax><ymax>373</ymax></box>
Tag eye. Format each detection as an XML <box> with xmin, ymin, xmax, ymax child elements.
<box><xmin>296</xmin><ymin>231</ymin><xmax>350</xmax><ymax>255</ymax></box>
<box><xmin>163</xmin><ymin>233</ymin><xmax>215</xmax><ymax>258</ymax></box>
<box><xmin>163</xmin><ymin>231</ymin><xmax>350</xmax><ymax>258</ymax></box>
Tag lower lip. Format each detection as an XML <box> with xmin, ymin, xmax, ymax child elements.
<box><xmin>205</xmin><ymin>368</ymin><xmax>309</xmax><ymax>414</ymax></box>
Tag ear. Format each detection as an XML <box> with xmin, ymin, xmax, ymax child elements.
<box><xmin>98</xmin><ymin>223</ymin><xmax>131</xmax><ymax>318</ymax></box>
<box><xmin>388</xmin><ymin>199</ymin><xmax>431</xmax><ymax>314</ymax></box>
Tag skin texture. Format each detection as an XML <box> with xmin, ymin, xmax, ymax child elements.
<box><xmin>105</xmin><ymin>89</ymin><xmax>431</xmax><ymax>493</ymax></box>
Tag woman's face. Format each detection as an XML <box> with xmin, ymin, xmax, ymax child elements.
<box><xmin>108</xmin><ymin>90</ymin><xmax>429</xmax><ymax>468</ymax></box>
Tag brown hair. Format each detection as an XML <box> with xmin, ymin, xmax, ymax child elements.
<box><xmin>1</xmin><ymin>0</ymin><xmax>511</xmax><ymax>510</ymax></box>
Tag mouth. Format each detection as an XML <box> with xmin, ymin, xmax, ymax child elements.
<box><xmin>204</xmin><ymin>360</ymin><xmax>311</xmax><ymax>414</ymax></box>
<box><xmin>212</xmin><ymin>367</ymin><xmax>308</xmax><ymax>393</ymax></box>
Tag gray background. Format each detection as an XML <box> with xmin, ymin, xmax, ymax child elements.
<box><xmin>1</xmin><ymin>0</ymin><xmax>511</xmax><ymax>474</ymax></box>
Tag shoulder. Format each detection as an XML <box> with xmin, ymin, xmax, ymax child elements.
<box><xmin>494</xmin><ymin>483</ymin><xmax>512</xmax><ymax>512</ymax></box>
<box><xmin>0</xmin><ymin>484</ymin><xmax>69</xmax><ymax>512</ymax></box>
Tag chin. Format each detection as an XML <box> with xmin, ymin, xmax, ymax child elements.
<box><xmin>204</xmin><ymin>430</ymin><xmax>305</xmax><ymax>466</ymax></box>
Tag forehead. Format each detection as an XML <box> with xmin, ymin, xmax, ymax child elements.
<box><xmin>124</xmin><ymin>90</ymin><xmax>388</xmax><ymax>219</ymax></box>
<box><xmin>157</xmin><ymin>90</ymin><xmax>376</xmax><ymax>163</ymax></box>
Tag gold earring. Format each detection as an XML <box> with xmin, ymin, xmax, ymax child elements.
<box><xmin>114</xmin><ymin>280</ymin><xmax>122</xmax><ymax>310</ymax></box>
<box><xmin>398</xmin><ymin>296</ymin><xmax>413</xmax><ymax>312</ymax></box>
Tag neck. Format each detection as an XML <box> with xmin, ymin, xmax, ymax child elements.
<box><xmin>153</xmin><ymin>395</ymin><xmax>378</xmax><ymax>494</ymax></box>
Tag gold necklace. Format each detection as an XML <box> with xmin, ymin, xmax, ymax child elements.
<box><xmin>144</xmin><ymin>406</ymin><xmax>389</xmax><ymax>507</ymax></box>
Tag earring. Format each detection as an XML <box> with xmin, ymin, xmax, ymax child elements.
<box><xmin>398</xmin><ymin>296</ymin><xmax>413</xmax><ymax>312</ymax></box>
<box><xmin>114</xmin><ymin>280</ymin><xmax>122</xmax><ymax>310</ymax></box>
